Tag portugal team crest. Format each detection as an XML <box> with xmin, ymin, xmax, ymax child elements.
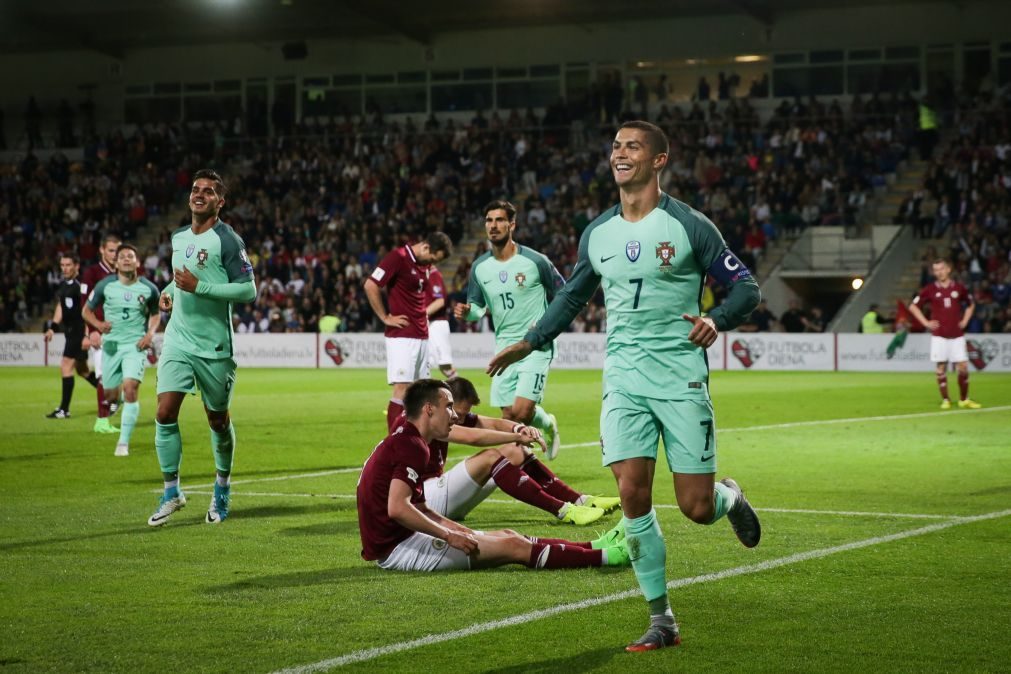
<box><xmin>499</xmin><ymin>270</ymin><xmax>508</xmax><ymax>283</ymax></box>
<box><xmin>196</xmin><ymin>248</ymin><xmax>209</xmax><ymax>269</ymax></box>
<box><xmin>655</xmin><ymin>241</ymin><xmax>676</xmax><ymax>271</ymax></box>
<box><xmin>185</xmin><ymin>244</ymin><xmax>195</xmax><ymax>258</ymax></box>
<box><xmin>626</xmin><ymin>240</ymin><xmax>641</xmax><ymax>262</ymax></box>
<box><xmin>515</xmin><ymin>272</ymin><xmax>526</xmax><ymax>288</ymax></box>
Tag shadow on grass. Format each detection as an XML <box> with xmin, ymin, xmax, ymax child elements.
<box><xmin>208</xmin><ymin>565</ymin><xmax>377</xmax><ymax>592</ymax></box>
<box><xmin>0</xmin><ymin>452</ymin><xmax>61</xmax><ymax>462</ymax></box>
<box><xmin>482</xmin><ymin>647</ymin><xmax>620</xmax><ymax>673</ymax></box>
<box><xmin>116</xmin><ymin>465</ymin><xmax>357</xmax><ymax>485</ymax></box>
<box><xmin>969</xmin><ymin>484</ymin><xmax>1011</xmax><ymax>496</ymax></box>
<box><xmin>234</xmin><ymin>501</ymin><xmax>353</xmax><ymax>519</ymax></box>
<box><xmin>0</xmin><ymin>520</ymin><xmax>203</xmax><ymax>551</ymax></box>
<box><xmin>278</xmin><ymin>519</ymin><xmax>359</xmax><ymax>536</ymax></box>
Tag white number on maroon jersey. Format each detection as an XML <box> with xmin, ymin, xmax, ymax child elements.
<box><xmin>943</xmin><ymin>297</ymin><xmax>951</xmax><ymax>308</ymax></box>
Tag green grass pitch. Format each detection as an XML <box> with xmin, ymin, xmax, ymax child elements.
<box><xmin>2</xmin><ymin>367</ymin><xmax>1009</xmax><ymax>672</ymax></box>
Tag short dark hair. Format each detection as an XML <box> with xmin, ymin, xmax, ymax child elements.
<box><xmin>483</xmin><ymin>199</ymin><xmax>517</xmax><ymax>222</ymax></box>
<box><xmin>60</xmin><ymin>252</ymin><xmax>80</xmax><ymax>264</ymax></box>
<box><xmin>404</xmin><ymin>379</ymin><xmax>452</xmax><ymax>418</ymax></box>
<box><xmin>618</xmin><ymin>120</ymin><xmax>670</xmax><ymax>156</ymax></box>
<box><xmin>425</xmin><ymin>231</ymin><xmax>453</xmax><ymax>258</ymax></box>
<box><xmin>193</xmin><ymin>168</ymin><xmax>227</xmax><ymax>197</ymax></box>
<box><xmin>447</xmin><ymin>377</ymin><xmax>480</xmax><ymax>406</ymax></box>
<box><xmin>932</xmin><ymin>258</ymin><xmax>951</xmax><ymax>266</ymax></box>
<box><xmin>116</xmin><ymin>243</ymin><xmax>139</xmax><ymax>258</ymax></box>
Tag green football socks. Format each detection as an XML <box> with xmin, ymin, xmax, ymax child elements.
<box><xmin>155</xmin><ymin>421</ymin><xmax>182</xmax><ymax>478</ymax></box>
<box><xmin>625</xmin><ymin>509</ymin><xmax>668</xmax><ymax>602</ymax></box>
<box><xmin>118</xmin><ymin>401</ymin><xmax>139</xmax><ymax>445</ymax></box>
<box><xmin>709</xmin><ymin>480</ymin><xmax>739</xmax><ymax>524</ymax></box>
<box><xmin>530</xmin><ymin>405</ymin><xmax>553</xmax><ymax>433</ymax></box>
<box><xmin>211</xmin><ymin>423</ymin><xmax>235</xmax><ymax>478</ymax></box>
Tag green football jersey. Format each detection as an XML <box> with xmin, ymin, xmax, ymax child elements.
<box><xmin>165</xmin><ymin>220</ymin><xmax>254</xmax><ymax>359</ymax></box>
<box><xmin>526</xmin><ymin>194</ymin><xmax>760</xmax><ymax>400</ymax></box>
<box><xmin>466</xmin><ymin>245</ymin><xmax>564</xmax><ymax>351</ymax></box>
<box><xmin>88</xmin><ymin>276</ymin><xmax>160</xmax><ymax>345</ymax></box>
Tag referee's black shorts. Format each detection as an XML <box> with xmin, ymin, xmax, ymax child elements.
<box><xmin>62</xmin><ymin>325</ymin><xmax>87</xmax><ymax>360</ymax></box>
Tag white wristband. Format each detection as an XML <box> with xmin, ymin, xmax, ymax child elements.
<box><xmin>512</xmin><ymin>423</ymin><xmax>526</xmax><ymax>434</ymax></box>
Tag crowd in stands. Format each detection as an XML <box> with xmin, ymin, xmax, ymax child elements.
<box><xmin>11</xmin><ymin>83</ymin><xmax>1011</xmax><ymax>336</ymax></box>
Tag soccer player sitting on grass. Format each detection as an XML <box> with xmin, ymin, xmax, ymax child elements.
<box><xmin>414</xmin><ymin>377</ymin><xmax>620</xmax><ymax>526</ymax></box>
<box><xmin>358</xmin><ymin>379</ymin><xmax>629</xmax><ymax>572</ymax></box>
<box><xmin>81</xmin><ymin>244</ymin><xmax>161</xmax><ymax>457</ymax></box>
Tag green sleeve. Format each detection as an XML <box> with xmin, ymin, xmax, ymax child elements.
<box><xmin>526</xmin><ymin>248</ymin><xmax>566</xmax><ymax>302</ymax></box>
<box><xmin>195</xmin><ymin>279</ymin><xmax>257</xmax><ymax>303</ymax></box>
<box><xmin>679</xmin><ymin>202</ymin><xmax>761</xmax><ymax>331</ymax></box>
<box><xmin>465</xmin><ymin>254</ymin><xmax>489</xmax><ymax>321</ymax></box>
<box><xmin>142</xmin><ymin>279</ymin><xmax>160</xmax><ymax>315</ymax></box>
<box><xmin>217</xmin><ymin>223</ymin><xmax>255</xmax><ymax>283</ymax></box>
<box><xmin>86</xmin><ymin>276</ymin><xmax>112</xmax><ymax>310</ymax></box>
<box><xmin>523</xmin><ymin>227</ymin><xmax>601</xmax><ymax>349</ymax></box>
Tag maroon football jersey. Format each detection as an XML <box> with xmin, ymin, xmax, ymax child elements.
<box><xmin>80</xmin><ymin>260</ymin><xmax>115</xmax><ymax>322</ymax></box>
<box><xmin>913</xmin><ymin>281</ymin><xmax>973</xmax><ymax>338</ymax></box>
<box><xmin>425</xmin><ymin>266</ymin><xmax>449</xmax><ymax>322</ymax></box>
<box><xmin>357</xmin><ymin>421</ymin><xmax>431</xmax><ymax>561</ymax></box>
<box><xmin>420</xmin><ymin>412</ymin><xmax>479</xmax><ymax>481</ymax></box>
<box><xmin>369</xmin><ymin>245</ymin><xmax>429</xmax><ymax>339</ymax></box>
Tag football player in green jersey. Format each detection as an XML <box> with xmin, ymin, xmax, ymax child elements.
<box><xmin>454</xmin><ymin>200</ymin><xmax>565</xmax><ymax>459</ymax></box>
<box><xmin>488</xmin><ymin>121</ymin><xmax>762</xmax><ymax>652</ymax></box>
<box><xmin>82</xmin><ymin>244</ymin><xmax>160</xmax><ymax>457</ymax></box>
<box><xmin>148</xmin><ymin>169</ymin><xmax>256</xmax><ymax>527</ymax></box>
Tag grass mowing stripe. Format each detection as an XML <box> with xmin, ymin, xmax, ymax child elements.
<box><xmin>273</xmin><ymin>507</ymin><xmax>1011</xmax><ymax>673</ymax></box>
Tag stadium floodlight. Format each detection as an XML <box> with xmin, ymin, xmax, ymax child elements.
<box><xmin>851</xmin><ymin>278</ymin><xmax>864</xmax><ymax>290</ymax></box>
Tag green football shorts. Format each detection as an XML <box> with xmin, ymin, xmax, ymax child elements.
<box><xmin>156</xmin><ymin>346</ymin><xmax>236</xmax><ymax>412</ymax></box>
<box><xmin>600</xmin><ymin>390</ymin><xmax>717</xmax><ymax>474</ymax></box>
<box><xmin>491</xmin><ymin>347</ymin><xmax>553</xmax><ymax>407</ymax></box>
<box><xmin>101</xmin><ymin>341</ymin><xmax>148</xmax><ymax>388</ymax></box>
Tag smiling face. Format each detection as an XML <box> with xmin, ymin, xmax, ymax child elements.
<box><xmin>190</xmin><ymin>178</ymin><xmax>224</xmax><ymax>220</ymax></box>
<box><xmin>484</xmin><ymin>208</ymin><xmax>515</xmax><ymax>246</ymax></box>
<box><xmin>610</xmin><ymin>127</ymin><xmax>667</xmax><ymax>189</ymax></box>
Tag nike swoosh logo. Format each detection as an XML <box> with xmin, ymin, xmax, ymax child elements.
<box><xmin>482</xmin><ymin>279</ymin><xmax>492</xmax><ymax>284</ymax></box>
<box><xmin>600</xmin><ymin>255</ymin><xmax>616</xmax><ymax>263</ymax></box>
<box><xmin>700</xmin><ymin>454</ymin><xmax>714</xmax><ymax>462</ymax></box>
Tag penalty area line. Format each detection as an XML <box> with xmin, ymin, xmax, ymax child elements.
<box><xmin>272</xmin><ymin>508</ymin><xmax>1011</xmax><ymax>673</ymax></box>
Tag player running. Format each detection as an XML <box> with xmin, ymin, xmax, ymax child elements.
<box><xmin>82</xmin><ymin>244</ymin><xmax>161</xmax><ymax>456</ymax></box>
<box><xmin>454</xmin><ymin>200</ymin><xmax>565</xmax><ymax>458</ymax></box>
<box><xmin>488</xmin><ymin>121</ymin><xmax>762</xmax><ymax>652</ymax></box>
<box><xmin>148</xmin><ymin>169</ymin><xmax>256</xmax><ymax>527</ymax></box>
<box><xmin>907</xmin><ymin>258</ymin><xmax>981</xmax><ymax>409</ymax></box>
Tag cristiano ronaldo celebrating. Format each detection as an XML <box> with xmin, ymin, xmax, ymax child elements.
<box><xmin>488</xmin><ymin>121</ymin><xmax>762</xmax><ymax>652</ymax></box>
<box><xmin>148</xmin><ymin>169</ymin><xmax>256</xmax><ymax>527</ymax></box>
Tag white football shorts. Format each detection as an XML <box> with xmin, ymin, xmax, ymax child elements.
<box><xmin>423</xmin><ymin>461</ymin><xmax>497</xmax><ymax>520</ymax></box>
<box><xmin>930</xmin><ymin>336</ymin><xmax>968</xmax><ymax>364</ymax></box>
<box><xmin>427</xmin><ymin>319</ymin><xmax>453</xmax><ymax>367</ymax></box>
<box><xmin>378</xmin><ymin>531</ymin><xmax>471</xmax><ymax>571</ymax></box>
<box><xmin>386</xmin><ymin>337</ymin><xmax>430</xmax><ymax>384</ymax></box>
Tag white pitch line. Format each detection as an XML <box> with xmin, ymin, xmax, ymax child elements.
<box><xmin>182</xmin><ymin>405</ymin><xmax>1011</xmax><ymax>490</ymax></box>
<box><xmin>273</xmin><ymin>507</ymin><xmax>1011</xmax><ymax>674</ymax></box>
<box><xmin>554</xmin><ymin>404</ymin><xmax>1011</xmax><ymax>450</ymax></box>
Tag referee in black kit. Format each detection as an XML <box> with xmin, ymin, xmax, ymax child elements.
<box><xmin>44</xmin><ymin>253</ymin><xmax>100</xmax><ymax>418</ymax></box>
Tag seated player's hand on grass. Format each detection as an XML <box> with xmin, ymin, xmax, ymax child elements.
<box><xmin>159</xmin><ymin>293</ymin><xmax>173</xmax><ymax>312</ymax></box>
<box><xmin>487</xmin><ymin>340</ymin><xmax>533</xmax><ymax>376</ymax></box>
<box><xmin>683</xmin><ymin>313</ymin><xmax>718</xmax><ymax>348</ymax></box>
<box><xmin>174</xmin><ymin>266</ymin><xmax>199</xmax><ymax>293</ymax></box>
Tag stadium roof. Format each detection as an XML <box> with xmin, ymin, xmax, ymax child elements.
<box><xmin>0</xmin><ymin>0</ymin><xmax>986</xmax><ymax>58</ymax></box>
